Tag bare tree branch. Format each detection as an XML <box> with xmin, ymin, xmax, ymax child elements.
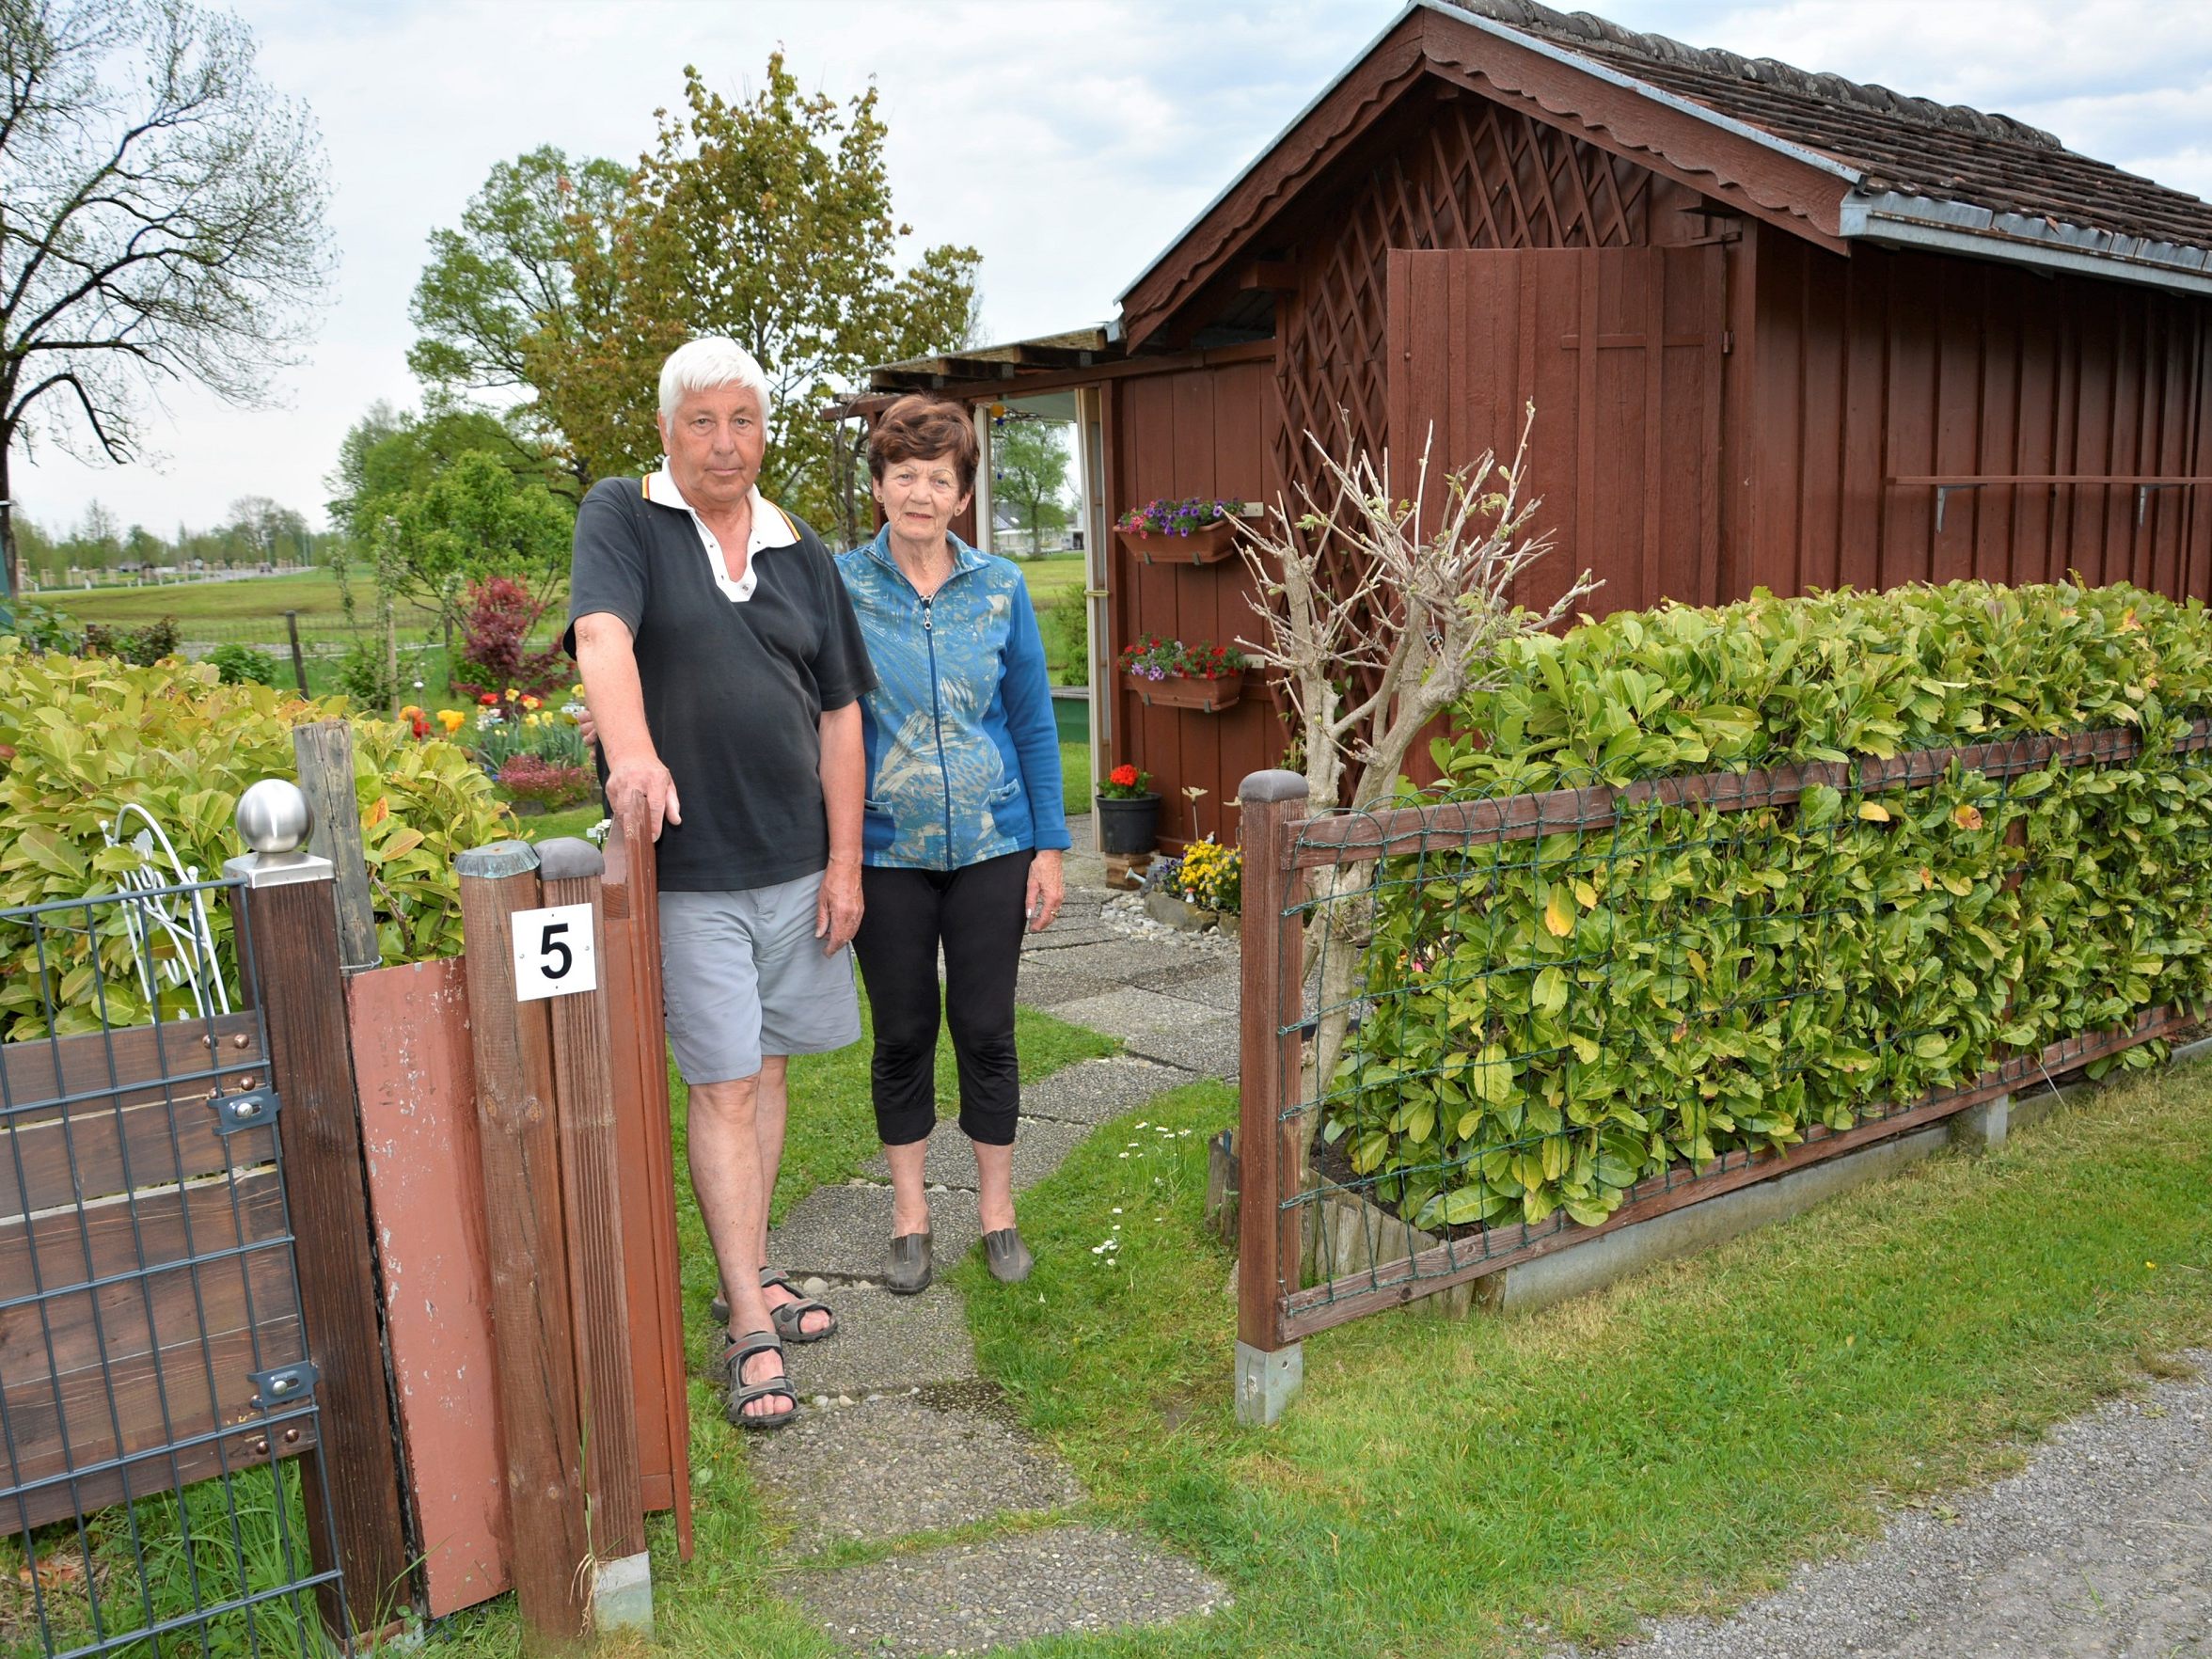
<box><xmin>0</xmin><ymin>0</ymin><xmax>333</xmax><ymax>592</ymax></box>
<box><xmin>1236</xmin><ymin>408</ymin><xmax>1598</xmax><ymax>1103</ymax></box>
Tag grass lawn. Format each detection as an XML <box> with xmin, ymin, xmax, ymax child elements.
<box><xmin>424</xmin><ymin>1035</ymin><xmax>2212</xmax><ymax>1659</ymax></box>
<box><xmin>940</xmin><ymin>1064</ymin><xmax>2212</xmax><ymax>1657</ymax></box>
<box><xmin>35</xmin><ymin>565</ymin><xmax>431</xmax><ymax>627</ymax></box>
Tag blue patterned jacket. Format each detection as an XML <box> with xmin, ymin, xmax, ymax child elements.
<box><xmin>835</xmin><ymin>529</ymin><xmax>1071</xmax><ymax>870</ymax></box>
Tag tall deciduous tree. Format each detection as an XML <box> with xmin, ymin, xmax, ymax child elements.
<box><xmin>990</xmin><ymin>418</ymin><xmax>1072</xmax><ymax>555</ymax></box>
<box><xmin>407</xmin><ymin>145</ymin><xmax>628</xmax><ymax>496</ymax></box>
<box><xmin>0</xmin><ymin>0</ymin><xmax>334</xmax><ymax>598</ymax></box>
<box><xmin>522</xmin><ymin>55</ymin><xmax>981</xmax><ymax>530</ymax></box>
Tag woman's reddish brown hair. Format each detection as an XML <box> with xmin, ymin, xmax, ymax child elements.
<box><xmin>867</xmin><ymin>394</ymin><xmax>980</xmax><ymax>495</ymax></box>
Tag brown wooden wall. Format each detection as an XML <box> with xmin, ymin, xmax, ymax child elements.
<box><xmin>1105</xmin><ymin>356</ymin><xmax>1285</xmax><ymax>847</ymax></box>
<box><xmin>1740</xmin><ymin>225</ymin><xmax>2212</xmax><ymax>603</ymax></box>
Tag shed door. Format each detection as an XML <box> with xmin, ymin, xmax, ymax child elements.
<box><xmin>1385</xmin><ymin>246</ymin><xmax>1726</xmax><ymax>618</ymax></box>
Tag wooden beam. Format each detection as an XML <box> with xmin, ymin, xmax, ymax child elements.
<box><xmin>455</xmin><ymin>844</ymin><xmax>590</xmax><ymax>1651</ymax></box>
<box><xmin>539</xmin><ymin>839</ymin><xmax>645</xmax><ymax>1568</ymax></box>
<box><xmin>292</xmin><ymin>720</ymin><xmax>380</xmax><ymax>972</ymax></box>
<box><xmin>1240</xmin><ymin>261</ymin><xmax>1300</xmax><ymax>292</ymax></box>
<box><xmin>231</xmin><ymin>866</ymin><xmax>415</xmax><ymax>1635</ymax></box>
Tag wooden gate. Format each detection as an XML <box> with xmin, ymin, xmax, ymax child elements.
<box><xmin>1385</xmin><ymin>245</ymin><xmax>1727</xmax><ymax>618</ymax></box>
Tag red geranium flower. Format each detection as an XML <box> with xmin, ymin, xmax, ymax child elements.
<box><xmin>1111</xmin><ymin>764</ymin><xmax>1139</xmax><ymax>788</ymax></box>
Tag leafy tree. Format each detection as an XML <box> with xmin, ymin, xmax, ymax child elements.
<box><xmin>378</xmin><ymin>450</ymin><xmax>572</xmax><ymax>623</ymax></box>
<box><xmin>0</xmin><ymin>0</ymin><xmax>334</xmax><ymax>598</ymax></box>
<box><xmin>517</xmin><ymin>54</ymin><xmax>981</xmax><ymax>530</ymax></box>
<box><xmin>407</xmin><ymin>145</ymin><xmax>630</xmax><ymax>493</ymax></box>
<box><xmin>326</xmin><ymin>400</ymin><xmax>564</xmax><ymax>533</ymax></box>
<box><xmin>990</xmin><ymin>418</ymin><xmax>1072</xmax><ymax>555</ymax></box>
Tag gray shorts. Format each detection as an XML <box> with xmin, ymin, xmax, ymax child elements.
<box><xmin>658</xmin><ymin>873</ymin><xmax>861</xmax><ymax>1085</ymax></box>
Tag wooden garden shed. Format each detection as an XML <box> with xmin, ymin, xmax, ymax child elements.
<box><xmin>847</xmin><ymin>0</ymin><xmax>2212</xmax><ymax>845</ymax></box>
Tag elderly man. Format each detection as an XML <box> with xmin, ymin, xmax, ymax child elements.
<box><xmin>566</xmin><ymin>337</ymin><xmax>872</xmax><ymax>1430</ymax></box>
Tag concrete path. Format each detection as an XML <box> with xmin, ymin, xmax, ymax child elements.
<box><xmin>751</xmin><ymin>835</ymin><xmax>1236</xmax><ymax>1656</ymax></box>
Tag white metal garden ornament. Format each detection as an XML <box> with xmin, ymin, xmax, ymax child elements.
<box><xmin>99</xmin><ymin>804</ymin><xmax>232</xmax><ymax>1019</ymax></box>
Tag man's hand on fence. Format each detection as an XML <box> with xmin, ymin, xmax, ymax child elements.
<box><xmin>608</xmin><ymin>756</ymin><xmax>680</xmax><ymax>843</ymax></box>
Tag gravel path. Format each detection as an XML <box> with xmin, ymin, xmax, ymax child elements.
<box><xmin>1561</xmin><ymin>1351</ymin><xmax>2212</xmax><ymax>1659</ymax></box>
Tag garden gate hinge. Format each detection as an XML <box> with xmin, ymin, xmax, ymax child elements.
<box><xmin>209</xmin><ymin>1087</ymin><xmax>279</xmax><ymax>1134</ymax></box>
<box><xmin>248</xmin><ymin>1363</ymin><xmax>319</xmax><ymax>1410</ymax></box>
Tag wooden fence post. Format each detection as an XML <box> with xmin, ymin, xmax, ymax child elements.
<box><xmin>455</xmin><ymin>841</ymin><xmax>591</xmax><ymax>1651</ymax></box>
<box><xmin>1235</xmin><ymin>769</ymin><xmax>1310</xmax><ymax>1426</ymax></box>
<box><xmin>599</xmin><ymin>814</ymin><xmax>694</xmax><ymax>1563</ymax></box>
<box><xmin>537</xmin><ymin>837</ymin><xmax>649</xmax><ymax>1630</ymax></box>
<box><xmin>284</xmin><ymin>609</ymin><xmax>308</xmax><ymax>695</ymax></box>
<box><xmin>292</xmin><ymin>719</ymin><xmax>381</xmax><ymax>972</ymax></box>
<box><xmin>224</xmin><ymin>782</ymin><xmax>416</xmax><ymax>1637</ymax></box>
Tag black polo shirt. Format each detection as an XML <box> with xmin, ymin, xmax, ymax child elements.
<box><xmin>564</xmin><ymin>474</ymin><xmax>875</xmax><ymax>893</ymax></box>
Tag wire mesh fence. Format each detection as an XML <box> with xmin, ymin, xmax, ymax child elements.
<box><xmin>0</xmin><ymin>882</ymin><xmax>347</xmax><ymax>1658</ymax></box>
<box><xmin>1243</xmin><ymin>719</ymin><xmax>2212</xmax><ymax>1341</ymax></box>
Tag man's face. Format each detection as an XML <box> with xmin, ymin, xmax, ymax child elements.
<box><xmin>658</xmin><ymin>382</ymin><xmax>767</xmax><ymax>513</ymax></box>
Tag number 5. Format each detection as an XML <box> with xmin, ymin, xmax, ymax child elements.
<box><xmin>540</xmin><ymin>921</ymin><xmax>572</xmax><ymax>979</ymax></box>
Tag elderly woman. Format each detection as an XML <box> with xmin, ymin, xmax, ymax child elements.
<box><xmin>836</xmin><ymin>394</ymin><xmax>1068</xmax><ymax>1290</ymax></box>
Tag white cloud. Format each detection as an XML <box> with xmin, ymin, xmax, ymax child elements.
<box><xmin>15</xmin><ymin>0</ymin><xmax>2210</xmax><ymax>537</ymax></box>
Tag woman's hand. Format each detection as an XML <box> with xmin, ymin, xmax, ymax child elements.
<box><xmin>1026</xmin><ymin>849</ymin><xmax>1065</xmax><ymax>933</ymax></box>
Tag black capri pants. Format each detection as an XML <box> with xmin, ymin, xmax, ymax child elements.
<box><xmin>851</xmin><ymin>850</ymin><xmax>1032</xmax><ymax>1147</ymax></box>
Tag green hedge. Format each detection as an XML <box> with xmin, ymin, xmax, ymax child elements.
<box><xmin>1327</xmin><ymin>581</ymin><xmax>2212</xmax><ymax>1233</ymax></box>
<box><xmin>0</xmin><ymin>640</ymin><xmax>514</xmax><ymax>1036</ymax></box>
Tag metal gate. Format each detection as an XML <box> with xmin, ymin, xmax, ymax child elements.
<box><xmin>0</xmin><ymin>879</ymin><xmax>346</xmax><ymax>1658</ymax></box>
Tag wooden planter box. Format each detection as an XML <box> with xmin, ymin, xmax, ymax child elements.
<box><xmin>1115</xmin><ymin>519</ymin><xmax>1239</xmax><ymax>565</ymax></box>
<box><xmin>1123</xmin><ymin>669</ymin><xmax>1244</xmax><ymax>712</ymax></box>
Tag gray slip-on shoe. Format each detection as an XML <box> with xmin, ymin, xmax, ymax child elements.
<box><xmin>983</xmin><ymin>1226</ymin><xmax>1034</xmax><ymax>1284</ymax></box>
<box><xmin>885</xmin><ymin>1230</ymin><xmax>933</xmax><ymax>1295</ymax></box>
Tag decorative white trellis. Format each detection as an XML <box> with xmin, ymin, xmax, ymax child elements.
<box><xmin>99</xmin><ymin>804</ymin><xmax>232</xmax><ymax>1019</ymax></box>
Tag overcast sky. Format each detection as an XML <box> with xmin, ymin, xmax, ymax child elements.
<box><xmin>15</xmin><ymin>0</ymin><xmax>2212</xmax><ymax>538</ymax></box>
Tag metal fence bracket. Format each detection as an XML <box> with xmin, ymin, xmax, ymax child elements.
<box><xmin>250</xmin><ymin>1362</ymin><xmax>321</xmax><ymax>1410</ymax></box>
<box><xmin>209</xmin><ymin>1085</ymin><xmax>280</xmax><ymax>1133</ymax></box>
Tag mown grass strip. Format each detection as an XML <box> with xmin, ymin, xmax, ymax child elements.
<box><xmin>949</xmin><ymin>1061</ymin><xmax>2212</xmax><ymax>1658</ymax></box>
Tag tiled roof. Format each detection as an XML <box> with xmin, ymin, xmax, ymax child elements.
<box><xmin>1450</xmin><ymin>0</ymin><xmax>2212</xmax><ymax>254</ymax></box>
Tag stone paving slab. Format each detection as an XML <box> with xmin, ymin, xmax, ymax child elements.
<box><xmin>794</xmin><ymin>1525</ymin><xmax>1231</xmax><ymax>1656</ymax></box>
<box><xmin>858</xmin><ymin>1115</ymin><xmax>1091</xmax><ymax>1192</ymax></box>
<box><xmin>750</xmin><ymin>1392</ymin><xmax>1082</xmax><ymax>1554</ymax></box>
<box><xmin>768</xmin><ymin>1185</ymin><xmax>981</xmax><ymax>1281</ymax></box>
<box><xmin>1012</xmin><ymin>952</ymin><xmax>1128</xmax><ymax>1006</ymax></box>
<box><xmin>1019</xmin><ymin>1054</ymin><xmax>1191</xmax><ymax>1126</ymax></box>
<box><xmin>1129</xmin><ymin>959</ymin><xmax>1243</xmax><ymax>1012</ymax></box>
<box><xmin>1051</xmin><ymin>985</ymin><xmax>1235</xmax><ymax>1051</ymax></box>
<box><xmin>1018</xmin><ymin>922</ymin><xmax>1122</xmax><ymax>953</ymax></box>
<box><xmin>782</xmin><ymin>1286</ymin><xmax>977</xmax><ymax>1398</ymax></box>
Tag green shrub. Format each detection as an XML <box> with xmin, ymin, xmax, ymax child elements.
<box><xmin>333</xmin><ymin>636</ymin><xmax>397</xmax><ymax>709</ymax></box>
<box><xmin>0</xmin><ymin>640</ymin><xmax>514</xmax><ymax>1035</ymax></box>
<box><xmin>1329</xmin><ymin>581</ymin><xmax>2212</xmax><ymax>1233</ymax></box>
<box><xmin>80</xmin><ymin>615</ymin><xmax>180</xmax><ymax>666</ymax></box>
<box><xmin>206</xmin><ymin>641</ymin><xmax>283</xmax><ymax>686</ymax></box>
<box><xmin>0</xmin><ymin>600</ymin><xmax>85</xmax><ymax>656</ymax></box>
<box><xmin>1036</xmin><ymin>592</ymin><xmax>1089</xmax><ymax>687</ymax></box>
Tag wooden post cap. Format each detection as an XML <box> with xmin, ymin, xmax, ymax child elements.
<box><xmin>456</xmin><ymin>841</ymin><xmax>541</xmax><ymax>879</ymax></box>
<box><xmin>535</xmin><ymin>838</ymin><xmax>607</xmax><ymax>882</ymax></box>
<box><xmin>1240</xmin><ymin>769</ymin><xmax>1311</xmax><ymax>804</ymax></box>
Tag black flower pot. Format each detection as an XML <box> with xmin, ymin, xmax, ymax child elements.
<box><xmin>1096</xmin><ymin>792</ymin><xmax>1161</xmax><ymax>854</ymax></box>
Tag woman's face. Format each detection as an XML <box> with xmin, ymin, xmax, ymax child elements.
<box><xmin>873</xmin><ymin>450</ymin><xmax>972</xmax><ymax>549</ymax></box>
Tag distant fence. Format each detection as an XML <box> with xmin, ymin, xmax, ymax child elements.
<box><xmin>1231</xmin><ymin>716</ymin><xmax>2212</xmax><ymax>1421</ymax></box>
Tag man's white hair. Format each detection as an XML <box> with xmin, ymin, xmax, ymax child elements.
<box><xmin>657</xmin><ymin>337</ymin><xmax>773</xmax><ymax>426</ymax></box>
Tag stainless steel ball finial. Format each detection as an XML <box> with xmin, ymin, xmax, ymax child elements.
<box><xmin>234</xmin><ymin>779</ymin><xmax>313</xmax><ymax>855</ymax></box>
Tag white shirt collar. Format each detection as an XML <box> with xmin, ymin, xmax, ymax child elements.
<box><xmin>642</xmin><ymin>464</ymin><xmax>798</xmax><ymax>603</ymax></box>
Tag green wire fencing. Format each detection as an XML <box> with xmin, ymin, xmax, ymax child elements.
<box><xmin>1231</xmin><ymin>715</ymin><xmax>2212</xmax><ymax>1372</ymax></box>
